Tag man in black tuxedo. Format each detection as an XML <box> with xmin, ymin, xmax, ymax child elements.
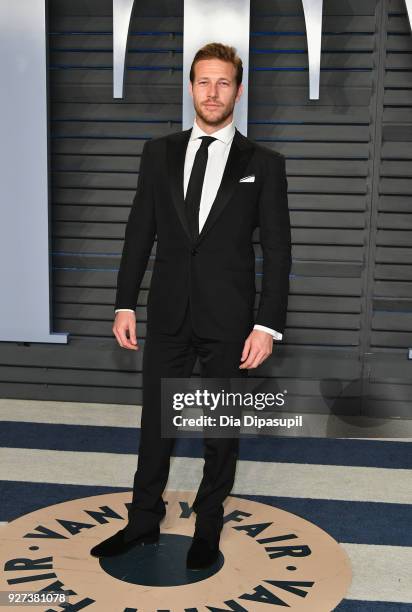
<box><xmin>91</xmin><ymin>42</ymin><xmax>291</xmax><ymax>569</ymax></box>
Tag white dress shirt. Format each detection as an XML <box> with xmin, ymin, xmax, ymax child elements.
<box><xmin>116</xmin><ymin>118</ymin><xmax>282</xmax><ymax>341</ymax></box>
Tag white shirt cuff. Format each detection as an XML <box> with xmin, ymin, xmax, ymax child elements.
<box><xmin>114</xmin><ymin>313</ymin><xmax>282</xmax><ymax>341</ymax></box>
<box><xmin>253</xmin><ymin>324</ymin><xmax>283</xmax><ymax>341</ymax></box>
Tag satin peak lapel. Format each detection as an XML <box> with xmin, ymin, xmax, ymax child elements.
<box><xmin>197</xmin><ymin>129</ymin><xmax>255</xmax><ymax>245</ymax></box>
<box><xmin>167</xmin><ymin>129</ymin><xmax>192</xmax><ymax>242</ymax></box>
<box><xmin>166</xmin><ymin>127</ymin><xmax>255</xmax><ymax>245</ymax></box>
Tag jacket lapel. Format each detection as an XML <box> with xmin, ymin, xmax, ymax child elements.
<box><xmin>167</xmin><ymin>128</ymin><xmax>193</xmax><ymax>243</ymax></box>
<box><xmin>196</xmin><ymin>129</ymin><xmax>255</xmax><ymax>245</ymax></box>
<box><xmin>166</xmin><ymin>127</ymin><xmax>255</xmax><ymax>245</ymax></box>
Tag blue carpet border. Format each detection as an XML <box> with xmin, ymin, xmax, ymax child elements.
<box><xmin>1</xmin><ymin>421</ymin><xmax>411</xmax><ymax>469</ymax></box>
<box><xmin>0</xmin><ymin>482</ymin><xmax>411</xmax><ymax>547</ymax></box>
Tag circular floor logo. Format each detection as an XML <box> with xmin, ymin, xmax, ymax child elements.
<box><xmin>0</xmin><ymin>491</ymin><xmax>351</xmax><ymax>611</ymax></box>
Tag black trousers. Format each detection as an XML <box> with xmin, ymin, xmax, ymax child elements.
<box><xmin>123</xmin><ymin>300</ymin><xmax>248</xmax><ymax>545</ymax></box>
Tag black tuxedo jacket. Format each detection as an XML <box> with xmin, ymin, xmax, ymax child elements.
<box><xmin>115</xmin><ymin>127</ymin><xmax>292</xmax><ymax>341</ymax></box>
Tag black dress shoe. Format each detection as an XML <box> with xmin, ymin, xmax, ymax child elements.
<box><xmin>90</xmin><ymin>525</ymin><xmax>160</xmax><ymax>558</ymax></box>
<box><xmin>186</xmin><ymin>536</ymin><xmax>220</xmax><ymax>570</ymax></box>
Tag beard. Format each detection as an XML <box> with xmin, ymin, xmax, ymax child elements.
<box><xmin>194</xmin><ymin>99</ymin><xmax>235</xmax><ymax>127</ymax></box>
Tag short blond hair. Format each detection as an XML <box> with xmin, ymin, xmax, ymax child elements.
<box><xmin>190</xmin><ymin>42</ymin><xmax>243</xmax><ymax>88</ymax></box>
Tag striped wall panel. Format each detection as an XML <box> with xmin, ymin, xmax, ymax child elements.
<box><xmin>0</xmin><ymin>0</ymin><xmax>411</xmax><ymax>418</ymax></box>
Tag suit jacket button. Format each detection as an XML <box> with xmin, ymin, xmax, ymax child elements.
<box><xmin>191</xmin><ymin>248</ymin><xmax>198</xmax><ymax>255</ymax></box>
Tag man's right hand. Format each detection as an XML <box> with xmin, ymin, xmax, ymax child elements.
<box><xmin>112</xmin><ymin>311</ymin><xmax>139</xmax><ymax>350</ymax></box>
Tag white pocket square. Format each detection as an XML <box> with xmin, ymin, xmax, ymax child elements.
<box><xmin>239</xmin><ymin>175</ymin><xmax>255</xmax><ymax>183</ymax></box>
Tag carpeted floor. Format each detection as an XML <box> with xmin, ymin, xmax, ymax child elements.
<box><xmin>0</xmin><ymin>398</ymin><xmax>411</xmax><ymax>610</ymax></box>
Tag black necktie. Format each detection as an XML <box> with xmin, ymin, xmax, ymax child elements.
<box><xmin>184</xmin><ymin>135</ymin><xmax>217</xmax><ymax>240</ymax></box>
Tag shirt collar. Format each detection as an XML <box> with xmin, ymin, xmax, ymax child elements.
<box><xmin>190</xmin><ymin>117</ymin><xmax>235</xmax><ymax>144</ymax></box>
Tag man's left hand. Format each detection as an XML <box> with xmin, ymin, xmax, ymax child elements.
<box><xmin>239</xmin><ymin>329</ymin><xmax>274</xmax><ymax>369</ymax></box>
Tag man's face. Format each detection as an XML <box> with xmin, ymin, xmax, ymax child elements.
<box><xmin>189</xmin><ymin>58</ymin><xmax>243</xmax><ymax>127</ymax></box>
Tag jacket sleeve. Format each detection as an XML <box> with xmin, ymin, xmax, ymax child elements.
<box><xmin>255</xmin><ymin>153</ymin><xmax>292</xmax><ymax>334</ymax></box>
<box><xmin>114</xmin><ymin>140</ymin><xmax>156</xmax><ymax>311</ymax></box>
